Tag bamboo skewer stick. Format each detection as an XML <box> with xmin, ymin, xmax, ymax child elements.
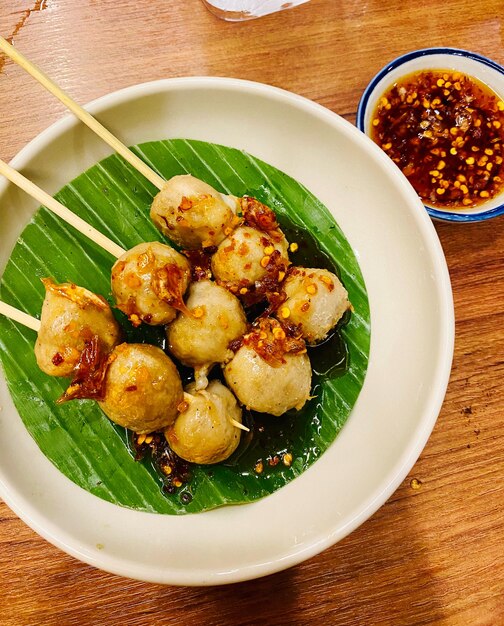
<box><xmin>0</xmin><ymin>301</ymin><xmax>40</xmax><ymax>332</ymax></box>
<box><xmin>230</xmin><ymin>418</ymin><xmax>250</xmax><ymax>433</ymax></box>
<box><xmin>0</xmin><ymin>39</ymin><xmax>252</xmax><ymax>437</ymax></box>
<box><xmin>0</xmin><ymin>159</ymin><xmax>125</xmax><ymax>259</ymax></box>
<box><xmin>0</xmin><ymin>37</ymin><xmax>165</xmax><ymax>191</ymax></box>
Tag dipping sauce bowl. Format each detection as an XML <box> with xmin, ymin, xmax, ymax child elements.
<box><xmin>357</xmin><ymin>48</ymin><xmax>504</xmax><ymax>222</ymax></box>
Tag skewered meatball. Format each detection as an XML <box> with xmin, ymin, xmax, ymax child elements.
<box><xmin>150</xmin><ymin>174</ymin><xmax>239</xmax><ymax>249</ymax></box>
<box><xmin>34</xmin><ymin>278</ymin><xmax>121</xmax><ymax>377</ymax></box>
<box><xmin>278</xmin><ymin>267</ymin><xmax>351</xmax><ymax>344</ymax></box>
<box><xmin>211</xmin><ymin>225</ymin><xmax>289</xmax><ymax>292</ymax></box>
<box><xmin>167</xmin><ymin>279</ymin><xmax>247</xmax><ymax>389</ymax></box>
<box><xmin>111</xmin><ymin>241</ymin><xmax>190</xmax><ymax>327</ymax></box>
<box><xmin>223</xmin><ymin>318</ymin><xmax>312</xmax><ymax>416</ymax></box>
<box><xmin>98</xmin><ymin>343</ymin><xmax>183</xmax><ymax>433</ymax></box>
<box><xmin>166</xmin><ymin>380</ymin><xmax>242</xmax><ymax>464</ymax></box>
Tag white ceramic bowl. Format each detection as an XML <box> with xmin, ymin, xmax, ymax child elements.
<box><xmin>357</xmin><ymin>48</ymin><xmax>504</xmax><ymax>222</ymax></box>
<box><xmin>0</xmin><ymin>77</ymin><xmax>454</xmax><ymax>585</ymax></box>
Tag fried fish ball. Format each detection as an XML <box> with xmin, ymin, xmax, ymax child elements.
<box><xmin>166</xmin><ymin>380</ymin><xmax>242</xmax><ymax>464</ymax></box>
<box><xmin>150</xmin><ymin>174</ymin><xmax>239</xmax><ymax>249</ymax></box>
<box><xmin>111</xmin><ymin>242</ymin><xmax>190</xmax><ymax>327</ymax></box>
<box><xmin>278</xmin><ymin>268</ymin><xmax>351</xmax><ymax>344</ymax></box>
<box><xmin>211</xmin><ymin>226</ymin><xmax>289</xmax><ymax>291</ymax></box>
<box><xmin>98</xmin><ymin>343</ymin><xmax>183</xmax><ymax>433</ymax></box>
<box><xmin>223</xmin><ymin>318</ymin><xmax>312</xmax><ymax>416</ymax></box>
<box><xmin>167</xmin><ymin>280</ymin><xmax>247</xmax><ymax>389</ymax></box>
<box><xmin>224</xmin><ymin>346</ymin><xmax>311</xmax><ymax>416</ymax></box>
<box><xmin>34</xmin><ymin>278</ymin><xmax>121</xmax><ymax>377</ymax></box>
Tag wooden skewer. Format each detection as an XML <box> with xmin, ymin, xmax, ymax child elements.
<box><xmin>0</xmin><ymin>158</ymin><xmax>125</xmax><ymax>259</ymax></box>
<box><xmin>0</xmin><ymin>37</ymin><xmax>165</xmax><ymax>191</ymax></box>
<box><xmin>0</xmin><ymin>300</ymin><xmax>40</xmax><ymax>332</ymax></box>
<box><xmin>230</xmin><ymin>418</ymin><xmax>250</xmax><ymax>433</ymax></box>
<box><xmin>182</xmin><ymin>392</ymin><xmax>250</xmax><ymax>432</ymax></box>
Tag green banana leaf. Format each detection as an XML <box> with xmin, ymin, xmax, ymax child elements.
<box><xmin>0</xmin><ymin>139</ymin><xmax>370</xmax><ymax>514</ymax></box>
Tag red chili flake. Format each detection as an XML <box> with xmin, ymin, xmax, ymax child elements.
<box><xmin>243</xmin><ymin>317</ymin><xmax>306</xmax><ymax>367</ymax></box>
<box><xmin>57</xmin><ymin>335</ymin><xmax>111</xmax><ymax>403</ymax></box>
<box><xmin>228</xmin><ymin>337</ymin><xmax>243</xmax><ymax>352</ymax></box>
<box><xmin>242</xmin><ymin>196</ymin><xmax>283</xmax><ymax>242</ymax></box>
<box><xmin>238</xmin><ymin>242</ymin><xmax>249</xmax><ymax>256</ymax></box>
<box><xmin>282</xmin><ymin>319</ymin><xmax>304</xmax><ymax>338</ymax></box>
<box><xmin>152</xmin><ymin>263</ymin><xmax>190</xmax><ymax>315</ymax></box>
<box><xmin>238</xmin><ymin>250</ymin><xmax>289</xmax><ymax>310</ymax></box>
<box><xmin>178</xmin><ymin>196</ymin><xmax>193</xmax><ymax>211</ymax></box>
<box><xmin>183</xmin><ymin>247</ymin><xmax>216</xmax><ymax>281</ymax></box>
<box><xmin>52</xmin><ymin>352</ymin><xmax>64</xmax><ymax>366</ymax></box>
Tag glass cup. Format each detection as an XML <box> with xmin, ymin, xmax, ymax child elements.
<box><xmin>201</xmin><ymin>0</ymin><xmax>310</xmax><ymax>21</ymax></box>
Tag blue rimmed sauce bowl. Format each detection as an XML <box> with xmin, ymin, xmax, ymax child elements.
<box><xmin>357</xmin><ymin>48</ymin><xmax>504</xmax><ymax>223</ymax></box>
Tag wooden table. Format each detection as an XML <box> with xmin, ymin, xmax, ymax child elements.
<box><xmin>0</xmin><ymin>1</ymin><xmax>503</xmax><ymax>624</ymax></box>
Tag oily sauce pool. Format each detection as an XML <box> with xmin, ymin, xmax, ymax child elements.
<box><xmin>371</xmin><ymin>70</ymin><xmax>504</xmax><ymax>209</ymax></box>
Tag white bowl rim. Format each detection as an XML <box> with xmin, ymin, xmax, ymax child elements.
<box><xmin>356</xmin><ymin>47</ymin><xmax>504</xmax><ymax>223</ymax></box>
<box><xmin>0</xmin><ymin>76</ymin><xmax>455</xmax><ymax>585</ymax></box>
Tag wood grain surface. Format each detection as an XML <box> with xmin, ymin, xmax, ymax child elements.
<box><xmin>0</xmin><ymin>1</ymin><xmax>503</xmax><ymax>624</ymax></box>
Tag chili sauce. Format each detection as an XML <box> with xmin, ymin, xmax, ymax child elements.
<box><xmin>371</xmin><ymin>70</ymin><xmax>504</xmax><ymax>209</ymax></box>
